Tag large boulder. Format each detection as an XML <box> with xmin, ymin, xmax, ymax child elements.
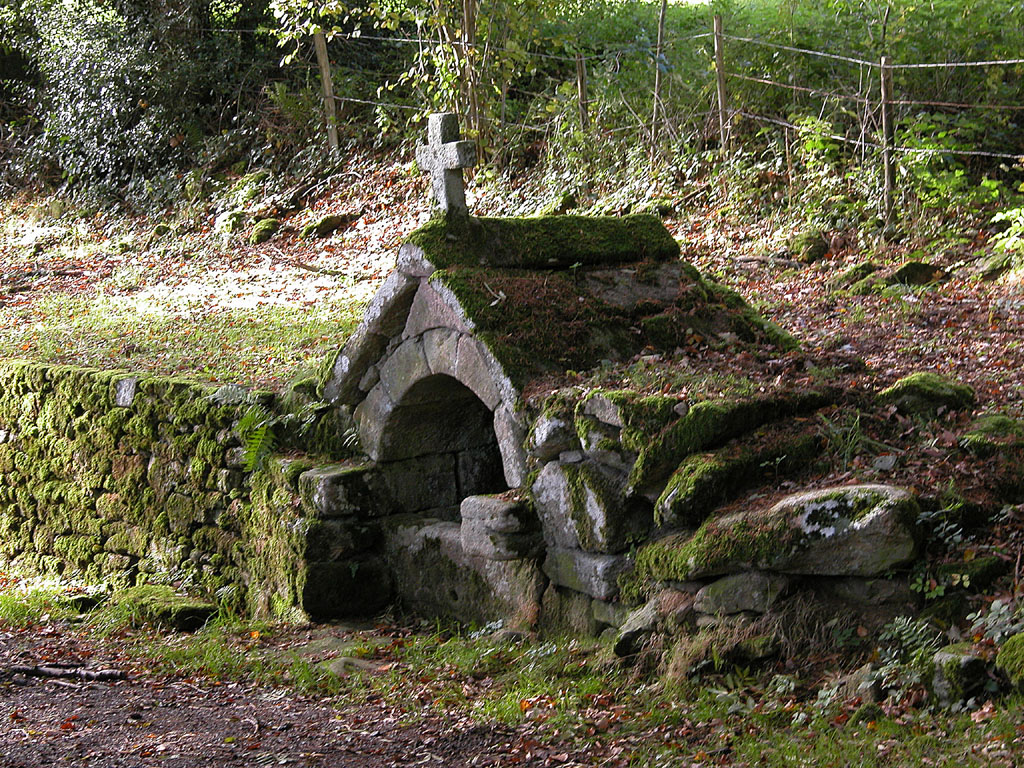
<box><xmin>633</xmin><ymin>484</ymin><xmax>920</xmax><ymax>583</ymax></box>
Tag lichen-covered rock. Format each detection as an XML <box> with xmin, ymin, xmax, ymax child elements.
<box><xmin>249</xmin><ymin>217</ymin><xmax>280</xmax><ymax>244</ymax></box>
<box><xmin>532</xmin><ymin>459</ymin><xmax>644</xmax><ymax>553</ymax></box>
<box><xmin>542</xmin><ymin>546</ymin><xmax>630</xmax><ymax>600</ymax></box>
<box><xmin>459</xmin><ymin>494</ymin><xmax>540</xmax><ymax>561</ymax></box>
<box><xmin>878</xmin><ymin>372</ymin><xmax>975</xmax><ymax>416</ymax></box>
<box><xmin>631</xmin><ymin>484</ymin><xmax>919</xmax><ymax>585</ymax></box>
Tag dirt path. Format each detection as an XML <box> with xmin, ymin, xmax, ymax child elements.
<box><xmin>0</xmin><ymin>629</ymin><xmax>570</xmax><ymax>768</ymax></box>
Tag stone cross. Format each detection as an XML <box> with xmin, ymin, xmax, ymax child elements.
<box><xmin>415</xmin><ymin>113</ymin><xmax>476</xmax><ymax>216</ymax></box>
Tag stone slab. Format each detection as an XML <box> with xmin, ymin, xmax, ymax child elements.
<box><xmin>542</xmin><ymin>546</ymin><xmax>630</xmax><ymax>601</ymax></box>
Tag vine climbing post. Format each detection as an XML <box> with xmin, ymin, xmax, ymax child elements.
<box><xmin>713</xmin><ymin>14</ymin><xmax>729</xmax><ymax>154</ymax></box>
<box><xmin>880</xmin><ymin>54</ymin><xmax>895</xmax><ymax>224</ymax></box>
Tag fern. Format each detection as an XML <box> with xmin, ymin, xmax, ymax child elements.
<box><xmin>237</xmin><ymin>405</ymin><xmax>277</xmax><ymax>472</ymax></box>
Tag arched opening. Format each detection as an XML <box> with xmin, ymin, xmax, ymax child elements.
<box><xmin>376</xmin><ymin>374</ymin><xmax>507</xmax><ymax>519</ymax></box>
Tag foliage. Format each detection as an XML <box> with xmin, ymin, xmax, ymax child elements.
<box><xmin>1</xmin><ymin>0</ymin><xmax>279</xmax><ymax>203</ymax></box>
<box><xmin>872</xmin><ymin>615</ymin><xmax>943</xmax><ymax>696</ymax></box>
<box><xmin>967</xmin><ymin>599</ymin><xmax>1024</xmax><ymax>645</ymax></box>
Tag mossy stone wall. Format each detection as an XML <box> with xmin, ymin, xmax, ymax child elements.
<box><xmin>0</xmin><ymin>360</ymin><xmax>354</xmax><ymax>619</ymax></box>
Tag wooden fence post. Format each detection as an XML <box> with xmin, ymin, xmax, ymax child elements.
<box><xmin>313</xmin><ymin>32</ymin><xmax>339</xmax><ymax>152</ymax></box>
<box><xmin>880</xmin><ymin>54</ymin><xmax>894</xmax><ymax>224</ymax></box>
<box><xmin>576</xmin><ymin>53</ymin><xmax>590</xmax><ymax>129</ymax></box>
<box><xmin>651</xmin><ymin>0</ymin><xmax>668</xmax><ymax>153</ymax></box>
<box><xmin>713</xmin><ymin>14</ymin><xmax>729</xmax><ymax>153</ymax></box>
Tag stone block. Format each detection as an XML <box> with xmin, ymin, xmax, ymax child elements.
<box><xmin>113</xmin><ymin>377</ymin><xmax>138</xmax><ymax>408</ymax></box>
<box><xmin>396</xmin><ymin>242</ymin><xmax>435</xmax><ymax>278</ymax></box>
<box><xmin>531</xmin><ymin>459</ymin><xmax>642</xmax><ymax>553</ymax></box>
<box><xmin>456</xmin><ymin>336</ymin><xmax>502</xmax><ymax>410</ymax></box>
<box><xmin>528</xmin><ymin>414</ymin><xmax>579</xmax><ymax>462</ymax></box>
<box><xmin>381</xmin><ymin>515</ymin><xmax>544</xmax><ymax>625</ymax></box>
<box><xmin>542</xmin><ymin>546</ymin><xmax>630</xmax><ymax>600</ymax></box>
<box><xmin>422</xmin><ymin>327</ymin><xmax>462</xmax><ymax>378</ymax></box>
<box><xmin>591</xmin><ymin>598</ymin><xmax>630</xmax><ymax>628</ymax></box>
<box><xmin>693</xmin><ymin>571</ymin><xmax>788</xmax><ymax>615</ymax></box>
<box><xmin>404</xmin><ymin>282</ymin><xmax>472</xmax><ymax>338</ymax></box>
<box><xmin>379</xmin><ymin>338</ymin><xmax>431</xmax><ymax>403</ymax></box>
<box><xmin>493</xmin><ymin>405</ymin><xmax>528</xmax><ymax>488</ymax></box>
<box><xmin>297</xmin><ymin>462</ymin><xmax>377</xmax><ymax>518</ymax></box>
<box><xmin>613</xmin><ymin>599</ymin><xmax>658</xmax><ymax>656</ymax></box>
<box><xmin>932</xmin><ymin>644</ymin><xmax>987</xmax><ymax>707</ymax></box>
<box><xmin>354</xmin><ymin>385</ymin><xmax>396</xmax><ymax>461</ymax></box>
<box><xmin>460</xmin><ymin>494</ymin><xmax>540</xmax><ymax>561</ymax></box>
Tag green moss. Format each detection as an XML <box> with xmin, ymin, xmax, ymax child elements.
<box><xmin>878</xmin><ymin>372</ymin><xmax>975</xmax><ymax>416</ymax></box>
<box><xmin>996</xmin><ymin>633</ymin><xmax>1024</xmax><ymax>690</ymax></box>
<box><xmin>112</xmin><ymin>584</ymin><xmax>217</xmax><ymax>631</ymax></box>
<box><xmin>405</xmin><ymin>214</ymin><xmax>680</xmax><ymax>270</ymax></box>
<box><xmin>960</xmin><ymin>413</ymin><xmax>1024</xmax><ymax>456</ymax></box>
<box><xmin>628</xmin><ymin>390</ymin><xmax>832</xmax><ymax>493</ymax></box>
<box><xmin>830</xmin><ymin>261</ymin><xmax>878</xmax><ymax>292</ymax></box>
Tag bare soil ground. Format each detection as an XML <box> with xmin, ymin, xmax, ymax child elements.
<box><xmin>0</xmin><ymin>623</ymin><xmax>576</xmax><ymax>767</ymax></box>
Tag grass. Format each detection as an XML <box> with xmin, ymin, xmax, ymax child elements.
<box><xmin>0</xmin><ymin>573</ymin><xmax>1021</xmax><ymax>766</ymax></box>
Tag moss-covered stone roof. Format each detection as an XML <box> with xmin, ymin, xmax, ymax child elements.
<box><xmin>404</xmin><ymin>214</ymin><xmax>680</xmax><ymax>270</ymax></box>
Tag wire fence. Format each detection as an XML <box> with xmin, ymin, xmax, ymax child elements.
<box><xmin>300</xmin><ymin>13</ymin><xmax>1023</xmax><ymax>221</ymax></box>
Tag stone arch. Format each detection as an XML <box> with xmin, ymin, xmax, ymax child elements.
<box><xmin>370</xmin><ymin>372</ymin><xmax>507</xmax><ymax>517</ymax></box>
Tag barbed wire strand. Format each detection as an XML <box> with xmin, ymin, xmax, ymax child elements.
<box><xmin>728</xmin><ymin>72</ymin><xmax>870</xmax><ymax>104</ymax></box>
<box><xmin>892</xmin><ymin>98</ymin><xmax>1024</xmax><ymax>111</ymax></box>
<box><xmin>721</xmin><ymin>34</ymin><xmax>877</xmax><ymax>68</ymax></box>
<box><xmin>890</xmin><ymin>57</ymin><xmax>1024</xmax><ymax>70</ymax></box>
<box><xmin>738</xmin><ymin>110</ymin><xmax>1024</xmax><ymax>160</ymax></box>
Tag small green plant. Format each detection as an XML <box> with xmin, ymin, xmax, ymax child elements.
<box><xmin>872</xmin><ymin>616</ymin><xmax>942</xmax><ymax>696</ymax></box>
<box><xmin>966</xmin><ymin>599</ymin><xmax>1024</xmax><ymax>644</ymax></box>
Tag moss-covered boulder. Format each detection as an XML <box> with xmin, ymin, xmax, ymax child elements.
<box><xmin>829</xmin><ymin>261</ymin><xmax>878</xmax><ymax>292</ymax></box>
<box><xmin>960</xmin><ymin>413</ymin><xmax>1024</xmax><ymax>456</ymax></box>
<box><xmin>631</xmin><ymin>484</ymin><xmax>919</xmax><ymax>585</ymax></box>
<box><xmin>931</xmin><ymin>643</ymin><xmax>987</xmax><ymax>707</ymax></box>
<box><xmin>891</xmin><ymin>260</ymin><xmax>948</xmax><ymax>286</ymax></box>
<box><xmin>790</xmin><ymin>229</ymin><xmax>829</xmax><ymax>264</ymax></box>
<box><xmin>300</xmin><ymin>211</ymin><xmax>359</xmax><ymax>239</ymax></box>
<box><xmin>996</xmin><ymin>632</ymin><xmax>1024</xmax><ymax>690</ymax></box>
<box><xmin>215</xmin><ymin>209</ymin><xmax>246</xmax><ymax>234</ymax></box>
<box><xmin>877</xmin><ymin>372</ymin><xmax>975</xmax><ymax>416</ymax></box>
<box><xmin>249</xmin><ymin>217</ymin><xmax>280</xmax><ymax>244</ymax></box>
<box><xmin>112</xmin><ymin>585</ymin><xmax>217</xmax><ymax>631</ymax></box>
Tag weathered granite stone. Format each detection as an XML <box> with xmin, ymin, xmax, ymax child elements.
<box><xmin>531</xmin><ymin>459</ymin><xmax>641</xmax><ymax>553</ymax></box>
<box><xmin>381</xmin><ymin>515</ymin><xmax>545</xmax><ymax>625</ymax></box>
<box><xmin>693</xmin><ymin>571</ymin><xmax>788</xmax><ymax>615</ymax></box>
<box><xmin>459</xmin><ymin>494</ymin><xmax>540</xmax><ymax>560</ymax></box>
<box><xmin>543</xmin><ymin>546</ymin><xmax>630</xmax><ymax>600</ymax></box>
<box><xmin>422</xmin><ymin>327</ymin><xmax>462</xmax><ymax>377</ymax></box>
<box><xmin>592</xmin><ymin>598</ymin><xmax>630</xmax><ymax>628</ymax></box>
<box><xmin>583</xmin><ymin>394</ymin><xmax>626</xmax><ymax>427</ymax></box>
<box><xmin>456</xmin><ymin>336</ymin><xmax>502</xmax><ymax>410</ymax></box>
<box><xmin>378</xmin><ymin>337</ymin><xmax>431</xmax><ymax>404</ymax></box>
<box><xmin>493</xmin><ymin>405</ymin><xmax>528</xmax><ymax>488</ymax></box>
<box><xmin>354</xmin><ymin>386</ymin><xmax>396</xmax><ymax>461</ymax></box>
<box><xmin>297</xmin><ymin>463</ymin><xmax>378</xmax><ymax>518</ymax></box>
<box><xmin>528</xmin><ymin>414</ymin><xmax>579</xmax><ymax>462</ymax></box>
<box><xmin>670</xmin><ymin>484</ymin><xmax>919</xmax><ymax>580</ymax></box>
<box><xmin>113</xmin><ymin>377</ymin><xmax>138</xmax><ymax>407</ymax></box>
<box><xmin>404</xmin><ymin>282</ymin><xmax>472</xmax><ymax>338</ymax></box>
<box><xmin>397</xmin><ymin>242</ymin><xmax>435</xmax><ymax>278</ymax></box>
<box><xmin>358</xmin><ymin>364</ymin><xmax>380</xmax><ymax>393</ymax></box>
<box><xmin>613</xmin><ymin>599</ymin><xmax>659</xmax><ymax>656</ymax></box>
